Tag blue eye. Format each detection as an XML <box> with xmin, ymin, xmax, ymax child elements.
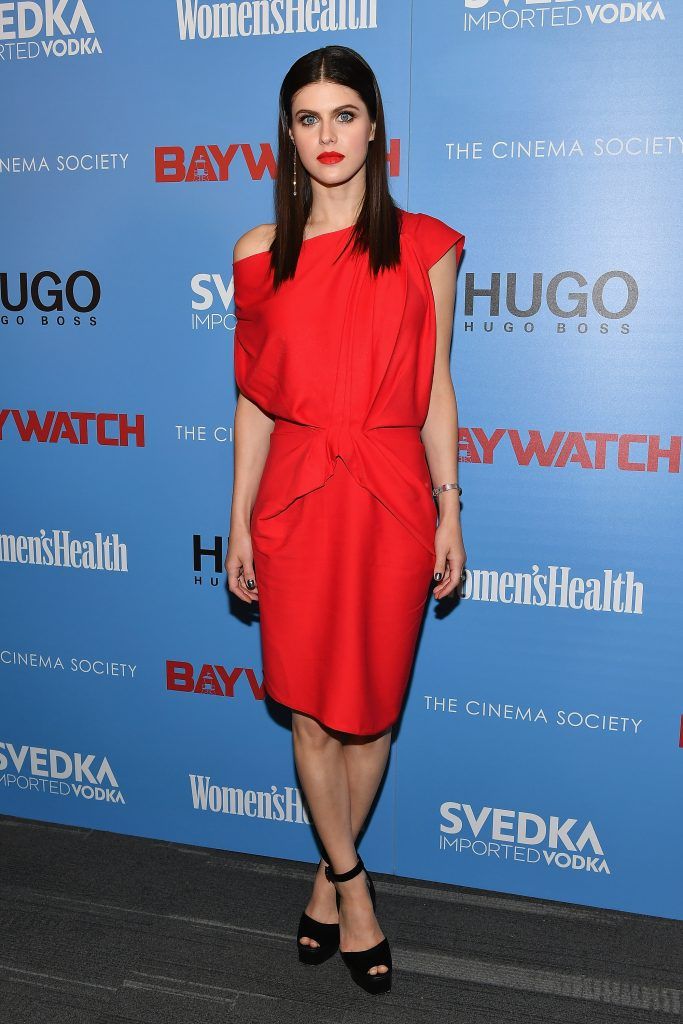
<box><xmin>298</xmin><ymin>111</ymin><xmax>355</xmax><ymax>126</ymax></box>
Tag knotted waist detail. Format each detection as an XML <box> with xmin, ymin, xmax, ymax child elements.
<box><xmin>255</xmin><ymin>418</ymin><xmax>437</xmax><ymax>558</ymax></box>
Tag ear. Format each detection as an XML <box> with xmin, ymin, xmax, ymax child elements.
<box><xmin>370</xmin><ymin>123</ymin><xmax>376</xmax><ymax>142</ymax></box>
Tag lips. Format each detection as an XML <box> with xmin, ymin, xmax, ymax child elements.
<box><xmin>317</xmin><ymin>152</ymin><xmax>344</xmax><ymax>164</ymax></box>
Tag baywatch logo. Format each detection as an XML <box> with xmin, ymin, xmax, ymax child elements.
<box><xmin>439</xmin><ymin>801</ymin><xmax>610</xmax><ymax>874</ymax></box>
<box><xmin>0</xmin><ymin>740</ymin><xmax>124</xmax><ymax>803</ymax></box>
<box><xmin>1</xmin><ymin>270</ymin><xmax>101</xmax><ymax>325</ymax></box>
<box><xmin>0</xmin><ymin>1</ymin><xmax>102</xmax><ymax>60</ymax></box>
<box><xmin>167</xmin><ymin>660</ymin><xmax>265</xmax><ymax>700</ymax></box>
<box><xmin>0</xmin><ymin>410</ymin><xmax>145</xmax><ymax>447</ymax></box>
<box><xmin>458</xmin><ymin>428</ymin><xmax>680</xmax><ymax>473</ymax></box>
<box><xmin>154</xmin><ymin>140</ymin><xmax>400</xmax><ymax>182</ymax></box>
<box><xmin>464</xmin><ymin>0</ymin><xmax>667</xmax><ymax>31</ymax></box>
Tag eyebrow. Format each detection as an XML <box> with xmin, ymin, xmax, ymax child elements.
<box><xmin>294</xmin><ymin>104</ymin><xmax>361</xmax><ymax>116</ymax></box>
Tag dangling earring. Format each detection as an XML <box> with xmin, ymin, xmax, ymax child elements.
<box><xmin>292</xmin><ymin>144</ymin><xmax>297</xmax><ymax>197</ymax></box>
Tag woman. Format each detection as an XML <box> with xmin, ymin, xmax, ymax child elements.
<box><xmin>226</xmin><ymin>45</ymin><xmax>466</xmax><ymax>995</ymax></box>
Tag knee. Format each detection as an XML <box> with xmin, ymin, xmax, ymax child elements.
<box><xmin>292</xmin><ymin>711</ymin><xmax>338</xmax><ymax>751</ymax></box>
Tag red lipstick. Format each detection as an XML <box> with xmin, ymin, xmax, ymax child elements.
<box><xmin>317</xmin><ymin>152</ymin><xmax>344</xmax><ymax>164</ymax></box>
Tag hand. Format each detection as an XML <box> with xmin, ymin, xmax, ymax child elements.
<box><xmin>226</xmin><ymin>528</ymin><xmax>259</xmax><ymax>603</ymax></box>
<box><xmin>432</xmin><ymin>518</ymin><xmax>466</xmax><ymax>601</ymax></box>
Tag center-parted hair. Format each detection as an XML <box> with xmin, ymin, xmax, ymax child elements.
<box><xmin>268</xmin><ymin>44</ymin><xmax>402</xmax><ymax>288</ymax></box>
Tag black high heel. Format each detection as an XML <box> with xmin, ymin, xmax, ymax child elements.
<box><xmin>324</xmin><ymin>855</ymin><xmax>392</xmax><ymax>994</ymax></box>
<box><xmin>297</xmin><ymin>860</ymin><xmax>340</xmax><ymax>965</ymax></box>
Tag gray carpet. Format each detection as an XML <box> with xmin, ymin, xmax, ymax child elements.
<box><xmin>0</xmin><ymin>813</ymin><xmax>680</xmax><ymax>1023</ymax></box>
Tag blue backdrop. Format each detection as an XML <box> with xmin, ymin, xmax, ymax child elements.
<box><xmin>1</xmin><ymin>0</ymin><xmax>681</xmax><ymax>921</ymax></box>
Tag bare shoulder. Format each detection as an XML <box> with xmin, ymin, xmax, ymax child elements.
<box><xmin>233</xmin><ymin>223</ymin><xmax>276</xmax><ymax>263</ymax></box>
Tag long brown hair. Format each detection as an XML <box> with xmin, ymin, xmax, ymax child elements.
<box><xmin>268</xmin><ymin>45</ymin><xmax>402</xmax><ymax>289</ymax></box>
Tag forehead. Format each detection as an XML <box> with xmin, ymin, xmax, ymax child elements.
<box><xmin>291</xmin><ymin>81</ymin><xmax>363</xmax><ymax>113</ymax></box>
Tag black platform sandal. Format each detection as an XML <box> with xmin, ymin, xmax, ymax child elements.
<box><xmin>297</xmin><ymin>860</ymin><xmax>340</xmax><ymax>965</ymax></box>
<box><xmin>324</xmin><ymin>855</ymin><xmax>392</xmax><ymax>994</ymax></box>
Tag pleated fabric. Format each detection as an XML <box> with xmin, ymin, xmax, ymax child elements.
<box><xmin>233</xmin><ymin>208</ymin><xmax>465</xmax><ymax>735</ymax></box>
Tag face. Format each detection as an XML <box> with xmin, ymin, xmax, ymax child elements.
<box><xmin>289</xmin><ymin>80</ymin><xmax>376</xmax><ymax>186</ymax></box>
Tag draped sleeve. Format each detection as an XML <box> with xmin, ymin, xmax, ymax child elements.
<box><xmin>232</xmin><ymin>258</ymin><xmax>256</xmax><ymax>402</ymax></box>
<box><xmin>412</xmin><ymin>211</ymin><xmax>465</xmax><ymax>271</ymax></box>
<box><xmin>232</xmin><ymin>254</ymin><xmax>278</xmax><ymax>418</ymax></box>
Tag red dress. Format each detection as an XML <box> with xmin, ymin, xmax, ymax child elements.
<box><xmin>233</xmin><ymin>208</ymin><xmax>465</xmax><ymax>735</ymax></box>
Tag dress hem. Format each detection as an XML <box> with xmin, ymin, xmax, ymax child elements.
<box><xmin>263</xmin><ymin>680</ymin><xmax>398</xmax><ymax>737</ymax></box>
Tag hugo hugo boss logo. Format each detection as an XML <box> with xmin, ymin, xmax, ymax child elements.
<box><xmin>1</xmin><ymin>269</ymin><xmax>101</xmax><ymax>322</ymax></box>
<box><xmin>462</xmin><ymin>269</ymin><xmax>638</xmax><ymax>325</ymax></box>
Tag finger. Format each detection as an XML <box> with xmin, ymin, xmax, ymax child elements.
<box><xmin>237</xmin><ymin>574</ymin><xmax>257</xmax><ymax>601</ymax></box>
<box><xmin>237</xmin><ymin>567</ymin><xmax>259</xmax><ymax>601</ymax></box>
<box><xmin>434</xmin><ymin>564</ymin><xmax>465</xmax><ymax>599</ymax></box>
<box><xmin>227</xmin><ymin>565</ymin><xmax>244</xmax><ymax>595</ymax></box>
<box><xmin>241</xmin><ymin>558</ymin><xmax>257</xmax><ymax>593</ymax></box>
<box><xmin>239</xmin><ymin>559</ymin><xmax>258</xmax><ymax>598</ymax></box>
<box><xmin>433</xmin><ymin>555</ymin><xmax>448</xmax><ymax>584</ymax></box>
<box><xmin>228</xmin><ymin>564</ymin><xmax>257</xmax><ymax>603</ymax></box>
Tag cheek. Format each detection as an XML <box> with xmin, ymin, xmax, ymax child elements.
<box><xmin>349</xmin><ymin>123</ymin><xmax>373</xmax><ymax>154</ymax></box>
<box><xmin>296</xmin><ymin>134</ymin><xmax>324</xmax><ymax>168</ymax></box>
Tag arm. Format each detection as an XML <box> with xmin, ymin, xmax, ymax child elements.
<box><xmin>420</xmin><ymin>245</ymin><xmax>467</xmax><ymax>600</ymax></box>
<box><xmin>230</xmin><ymin>392</ymin><xmax>274</xmax><ymax>535</ymax></box>
<box><xmin>227</xmin><ymin>392</ymin><xmax>273</xmax><ymax>603</ymax></box>
<box><xmin>226</xmin><ymin>226</ymin><xmax>276</xmax><ymax>604</ymax></box>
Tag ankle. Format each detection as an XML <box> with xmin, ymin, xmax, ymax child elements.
<box><xmin>324</xmin><ymin>852</ymin><xmax>363</xmax><ymax>883</ymax></box>
<box><xmin>335</xmin><ymin>873</ymin><xmax>371</xmax><ymax>901</ymax></box>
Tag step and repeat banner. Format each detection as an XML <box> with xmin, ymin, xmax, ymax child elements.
<box><xmin>1</xmin><ymin>1</ymin><xmax>681</xmax><ymax>921</ymax></box>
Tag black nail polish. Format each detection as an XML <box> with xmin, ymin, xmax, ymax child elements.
<box><xmin>434</xmin><ymin>572</ymin><xmax>443</xmax><ymax>582</ymax></box>
<box><xmin>246</xmin><ymin>579</ymin><xmax>255</xmax><ymax>589</ymax></box>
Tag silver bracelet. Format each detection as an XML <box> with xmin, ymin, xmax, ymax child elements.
<box><xmin>432</xmin><ymin>482</ymin><xmax>462</xmax><ymax>497</ymax></box>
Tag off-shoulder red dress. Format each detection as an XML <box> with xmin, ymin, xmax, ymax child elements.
<box><xmin>233</xmin><ymin>208</ymin><xmax>465</xmax><ymax>735</ymax></box>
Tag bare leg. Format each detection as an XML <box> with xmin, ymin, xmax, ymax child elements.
<box><xmin>293</xmin><ymin>711</ymin><xmax>392</xmax><ymax>975</ymax></box>
<box><xmin>341</xmin><ymin>727</ymin><xmax>392</xmax><ymax>837</ymax></box>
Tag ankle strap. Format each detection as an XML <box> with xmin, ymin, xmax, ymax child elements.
<box><xmin>324</xmin><ymin>855</ymin><xmax>364</xmax><ymax>883</ymax></box>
